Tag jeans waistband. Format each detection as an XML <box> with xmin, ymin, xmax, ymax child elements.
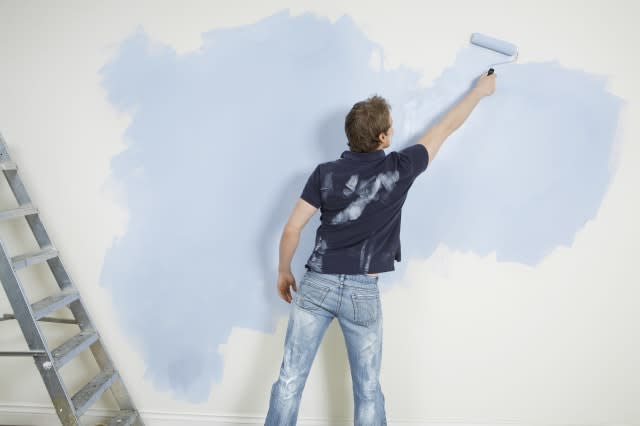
<box><xmin>305</xmin><ymin>270</ymin><xmax>378</xmax><ymax>285</ymax></box>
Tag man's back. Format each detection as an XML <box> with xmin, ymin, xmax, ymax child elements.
<box><xmin>300</xmin><ymin>144</ymin><xmax>429</xmax><ymax>274</ymax></box>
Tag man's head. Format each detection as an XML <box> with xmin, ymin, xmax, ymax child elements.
<box><xmin>344</xmin><ymin>94</ymin><xmax>394</xmax><ymax>153</ymax></box>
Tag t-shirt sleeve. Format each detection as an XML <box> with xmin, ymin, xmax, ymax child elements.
<box><xmin>391</xmin><ymin>144</ymin><xmax>429</xmax><ymax>180</ymax></box>
<box><xmin>300</xmin><ymin>164</ymin><xmax>322</xmax><ymax>208</ymax></box>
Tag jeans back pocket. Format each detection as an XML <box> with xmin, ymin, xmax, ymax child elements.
<box><xmin>295</xmin><ymin>279</ymin><xmax>330</xmax><ymax>312</ymax></box>
<box><xmin>351</xmin><ymin>292</ymin><xmax>379</xmax><ymax>326</ymax></box>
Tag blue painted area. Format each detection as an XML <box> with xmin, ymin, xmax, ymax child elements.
<box><xmin>401</xmin><ymin>54</ymin><xmax>623</xmax><ymax>267</ymax></box>
<box><xmin>100</xmin><ymin>9</ymin><xmax>623</xmax><ymax>401</ymax></box>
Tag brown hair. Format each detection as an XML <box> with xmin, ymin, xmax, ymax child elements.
<box><xmin>344</xmin><ymin>94</ymin><xmax>392</xmax><ymax>153</ymax></box>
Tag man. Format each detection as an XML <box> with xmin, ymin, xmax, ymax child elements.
<box><xmin>265</xmin><ymin>70</ymin><xmax>496</xmax><ymax>425</ymax></box>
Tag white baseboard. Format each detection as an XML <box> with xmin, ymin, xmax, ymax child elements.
<box><xmin>1</xmin><ymin>402</ymin><xmax>626</xmax><ymax>426</ymax></box>
<box><xmin>0</xmin><ymin>402</ymin><xmax>288</xmax><ymax>426</ymax></box>
<box><xmin>1</xmin><ymin>402</ymin><xmax>266</xmax><ymax>426</ymax></box>
<box><xmin>0</xmin><ymin>402</ymin><xmax>356</xmax><ymax>426</ymax></box>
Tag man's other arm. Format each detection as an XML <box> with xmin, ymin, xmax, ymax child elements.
<box><xmin>276</xmin><ymin>198</ymin><xmax>317</xmax><ymax>303</ymax></box>
<box><xmin>278</xmin><ymin>198</ymin><xmax>317</xmax><ymax>273</ymax></box>
<box><xmin>418</xmin><ymin>70</ymin><xmax>496</xmax><ymax>163</ymax></box>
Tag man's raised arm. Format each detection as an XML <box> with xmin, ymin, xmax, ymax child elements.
<box><xmin>419</xmin><ymin>70</ymin><xmax>497</xmax><ymax>162</ymax></box>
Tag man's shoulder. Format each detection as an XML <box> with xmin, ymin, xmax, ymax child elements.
<box><xmin>315</xmin><ymin>158</ymin><xmax>342</xmax><ymax>172</ymax></box>
<box><xmin>384</xmin><ymin>144</ymin><xmax>429</xmax><ymax>177</ymax></box>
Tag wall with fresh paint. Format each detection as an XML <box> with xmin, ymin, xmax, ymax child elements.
<box><xmin>0</xmin><ymin>1</ymin><xmax>638</xmax><ymax>424</ymax></box>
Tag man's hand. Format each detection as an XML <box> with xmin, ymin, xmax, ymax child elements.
<box><xmin>473</xmin><ymin>70</ymin><xmax>497</xmax><ymax>97</ymax></box>
<box><xmin>277</xmin><ymin>270</ymin><xmax>297</xmax><ymax>304</ymax></box>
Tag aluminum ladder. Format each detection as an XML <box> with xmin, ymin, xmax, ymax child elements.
<box><xmin>0</xmin><ymin>133</ymin><xmax>143</xmax><ymax>426</ymax></box>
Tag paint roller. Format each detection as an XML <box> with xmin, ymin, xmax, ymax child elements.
<box><xmin>469</xmin><ymin>33</ymin><xmax>519</xmax><ymax>75</ymax></box>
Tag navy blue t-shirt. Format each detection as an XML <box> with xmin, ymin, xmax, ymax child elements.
<box><xmin>300</xmin><ymin>143</ymin><xmax>429</xmax><ymax>274</ymax></box>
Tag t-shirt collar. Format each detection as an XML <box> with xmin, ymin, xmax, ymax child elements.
<box><xmin>340</xmin><ymin>149</ymin><xmax>385</xmax><ymax>162</ymax></box>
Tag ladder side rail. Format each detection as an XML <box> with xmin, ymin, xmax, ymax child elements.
<box><xmin>0</xmin><ymin>135</ymin><xmax>140</xmax><ymax>422</ymax></box>
<box><xmin>0</xmin><ymin>239</ymin><xmax>80</xmax><ymax>425</ymax></box>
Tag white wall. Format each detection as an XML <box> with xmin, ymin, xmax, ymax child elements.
<box><xmin>0</xmin><ymin>0</ymin><xmax>639</xmax><ymax>424</ymax></box>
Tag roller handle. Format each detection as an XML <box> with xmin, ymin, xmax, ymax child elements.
<box><xmin>487</xmin><ymin>68</ymin><xmax>495</xmax><ymax>76</ymax></box>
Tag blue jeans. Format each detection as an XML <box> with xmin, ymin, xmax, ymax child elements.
<box><xmin>265</xmin><ymin>270</ymin><xmax>387</xmax><ymax>426</ymax></box>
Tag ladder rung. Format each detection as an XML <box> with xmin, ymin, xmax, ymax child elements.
<box><xmin>31</xmin><ymin>288</ymin><xmax>79</xmax><ymax>321</ymax></box>
<box><xmin>72</xmin><ymin>369</ymin><xmax>118</xmax><ymax>417</ymax></box>
<box><xmin>11</xmin><ymin>245</ymin><xmax>58</xmax><ymax>270</ymax></box>
<box><xmin>51</xmin><ymin>331</ymin><xmax>98</xmax><ymax>368</ymax></box>
<box><xmin>0</xmin><ymin>161</ymin><xmax>17</xmax><ymax>170</ymax></box>
<box><xmin>0</xmin><ymin>350</ymin><xmax>47</xmax><ymax>356</ymax></box>
<box><xmin>107</xmin><ymin>410</ymin><xmax>138</xmax><ymax>426</ymax></box>
<box><xmin>2</xmin><ymin>313</ymin><xmax>77</xmax><ymax>324</ymax></box>
<box><xmin>0</xmin><ymin>204</ymin><xmax>38</xmax><ymax>221</ymax></box>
